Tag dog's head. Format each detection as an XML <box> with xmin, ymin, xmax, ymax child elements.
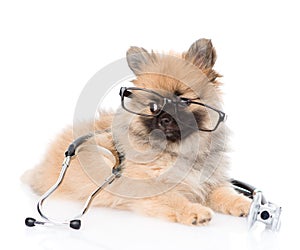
<box><xmin>118</xmin><ymin>39</ymin><xmax>224</xmax><ymax>146</ymax></box>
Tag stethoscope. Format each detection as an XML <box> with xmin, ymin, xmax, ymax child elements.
<box><xmin>25</xmin><ymin>132</ymin><xmax>282</xmax><ymax>231</ymax></box>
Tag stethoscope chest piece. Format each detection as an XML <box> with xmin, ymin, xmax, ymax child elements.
<box><xmin>248</xmin><ymin>191</ymin><xmax>282</xmax><ymax>231</ymax></box>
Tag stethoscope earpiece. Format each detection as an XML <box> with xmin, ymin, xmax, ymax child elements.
<box><xmin>69</xmin><ymin>219</ymin><xmax>81</xmax><ymax>230</ymax></box>
<box><xmin>25</xmin><ymin>217</ymin><xmax>36</xmax><ymax>227</ymax></box>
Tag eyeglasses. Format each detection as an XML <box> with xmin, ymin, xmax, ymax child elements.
<box><xmin>119</xmin><ymin>87</ymin><xmax>226</xmax><ymax>132</ymax></box>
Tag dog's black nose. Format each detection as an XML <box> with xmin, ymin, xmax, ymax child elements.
<box><xmin>160</xmin><ymin>117</ymin><xmax>172</xmax><ymax>126</ymax></box>
<box><xmin>158</xmin><ymin>113</ymin><xmax>176</xmax><ymax>128</ymax></box>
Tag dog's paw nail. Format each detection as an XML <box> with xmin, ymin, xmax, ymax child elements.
<box><xmin>192</xmin><ymin>217</ymin><xmax>198</xmax><ymax>225</ymax></box>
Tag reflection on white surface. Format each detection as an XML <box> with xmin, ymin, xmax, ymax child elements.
<box><xmin>4</xmin><ymin>182</ymin><xmax>289</xmax><ymax>250</ymax></box>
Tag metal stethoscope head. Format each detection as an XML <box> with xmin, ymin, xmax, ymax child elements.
<box><xmin>232</xmin><ymin>179</ymin><xmax>282</xmax><ymax>231</ymax></box>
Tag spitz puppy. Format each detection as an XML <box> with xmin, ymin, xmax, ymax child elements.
<box><xmin>23</xmin><ymin>38</ymin><xmax>250</xmax><ymax>226</ymax></box>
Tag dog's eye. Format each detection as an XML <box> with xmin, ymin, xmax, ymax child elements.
<box><xmin>178</xmin><ymin>98</ymin><xmax>191</xmax><ymax>108</ymax></box>
<box><xmin>149</xmin><ymin>102</ymin><xmax>160</xmax><ymax>113</ymax></box>
<box><xmin>174</xmin><ymin>90</ymin><xmax>182</xmax><ymax>96</ymax></box>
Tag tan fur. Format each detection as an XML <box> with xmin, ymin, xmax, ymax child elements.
<box><xmin>23</xmin><ymin>39</ymin><xmax>251</xmax><ymax>226</ymax></box>
<box><xmin>207</xmin><ymin>186</ymin><xmax>251</xmax><ymax>217</ymax></box>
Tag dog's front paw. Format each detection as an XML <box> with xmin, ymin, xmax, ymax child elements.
<box><xmin>177</xmin><ymin>204</ymin><xmax>214</xmax><ymax>226</ymax></box>
<box><xmin>227</xmin><ymin>195</ymin><xmax>251</xmax><ymax>217</ymax></box>
<box><xmin>207</xmin><ymin>186</ymin><xmax>252</xmax><ymax>217</ymax></box>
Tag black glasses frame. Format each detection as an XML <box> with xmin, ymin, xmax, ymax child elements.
<box><xmin>119</xmin><ymin>87</ymin><xmax>227</xmax><ymax>132</ymax></box>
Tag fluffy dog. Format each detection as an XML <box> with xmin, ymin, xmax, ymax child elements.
<box><xmin>23</xmin><ymin>38</ymin><xmax>250</xmax><ymax>226</ymax></box>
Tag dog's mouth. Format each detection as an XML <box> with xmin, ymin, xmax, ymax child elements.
<box><xmin>162</xmin><ymin>127</ymin><xmax>195</xmax><ymax>142</ymax></box>
<box><xmin>162</xmin><ymin>128</ymin><xmax>181</xmax><ymax>142</ymax></box>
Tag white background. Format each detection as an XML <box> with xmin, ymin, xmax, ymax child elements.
<box><xmin>0</xmin><ymin>0</ymin><xmax>299</xmax><ymax>249</ymax></box>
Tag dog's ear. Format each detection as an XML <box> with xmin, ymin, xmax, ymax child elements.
<box><xmin>126</xmin><ymin>46</ymin><xmax>156</xmax><ymax>75</ymax></box>
<box><xmin>185</xmin><ymin>38</ymin><xmax>216</xmax><ymax>70</ymax></box>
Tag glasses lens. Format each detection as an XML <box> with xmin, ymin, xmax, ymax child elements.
<box><xmin>123</xmin><ymin>89</ymin><xmax>164</xmax><ymax>116</ymax></box>
<box><xmin>188</xmin><ymin>103</ymin><xmax>221</xmax><ymax>131</ymax></box>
